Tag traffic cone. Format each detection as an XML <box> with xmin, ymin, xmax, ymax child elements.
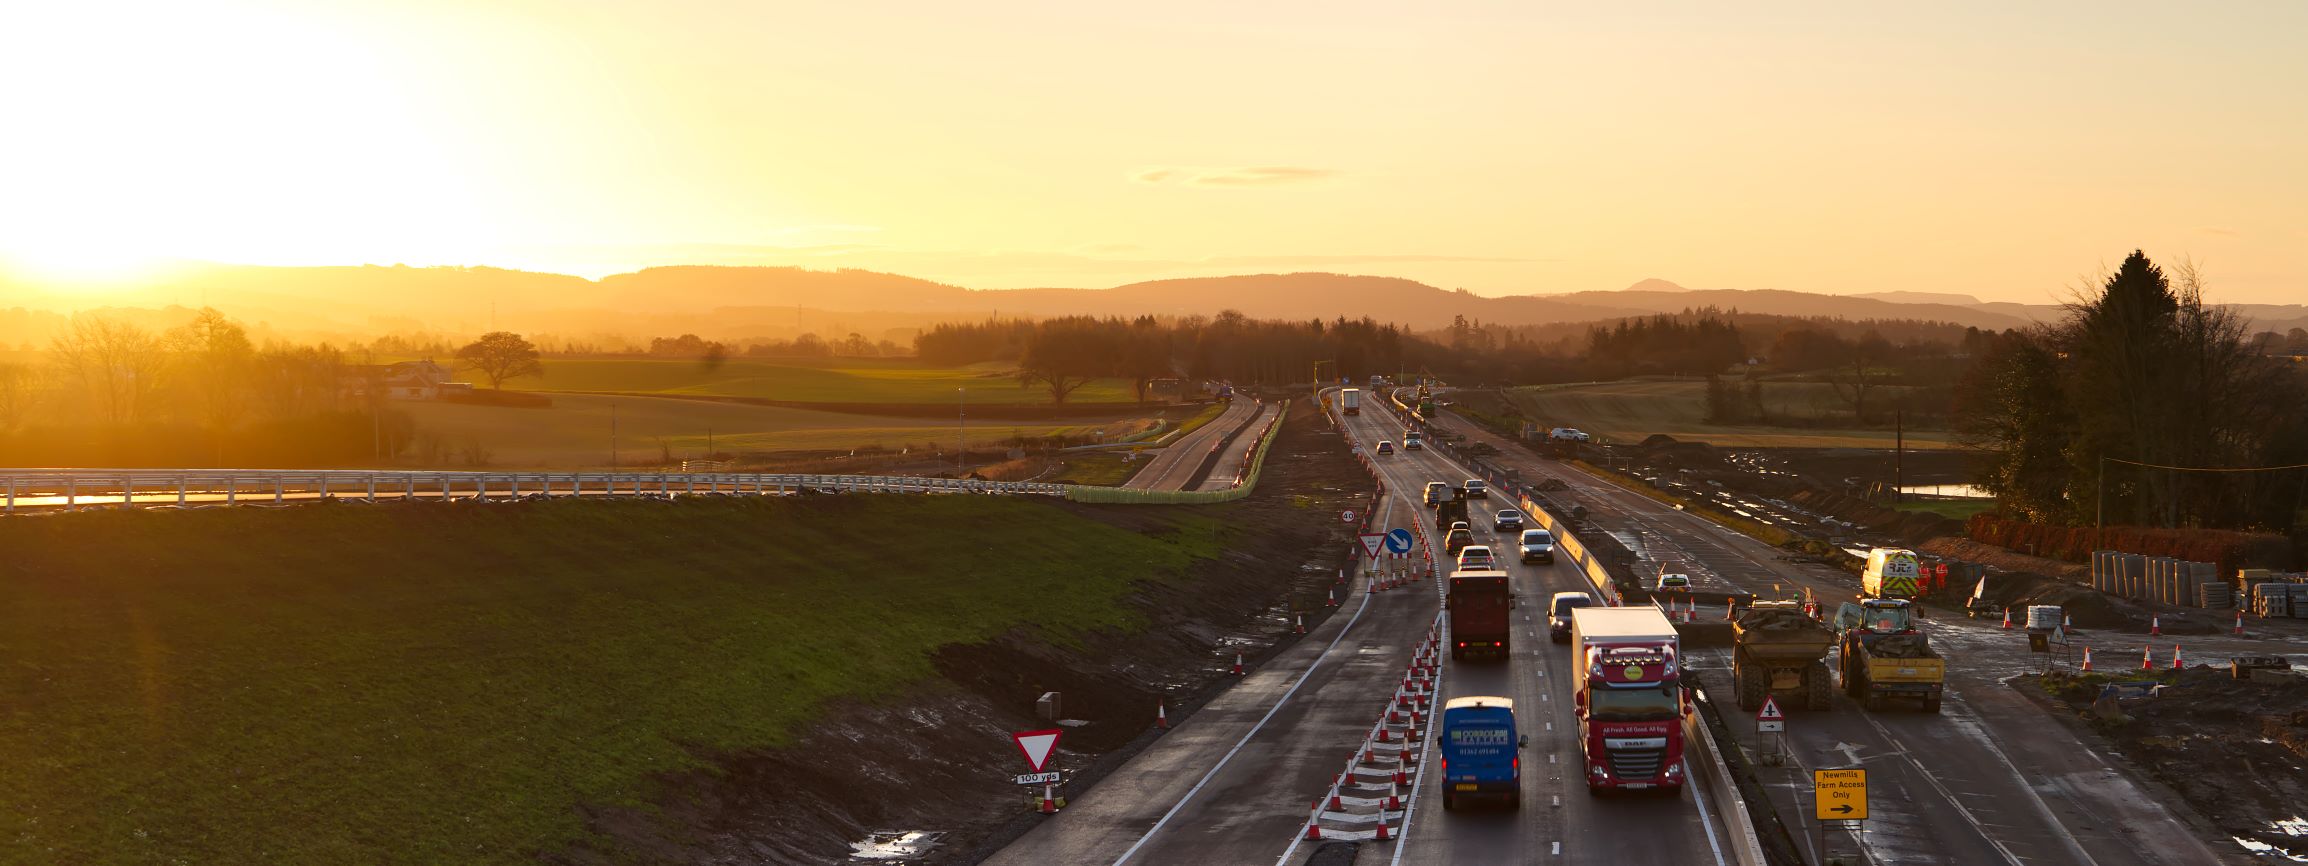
<box><xmin>2064</xmin><ymin>613</ymin><xmax>2072</xmax><ymax>630</ymax></box>
<box><xmin>1295</xmin><ymin>614</ymin><xmax>1307</xmax><ymax>634</ymax></box>
<box><xmin>1039</xmin><ymin>785</ymin><xmax>1060</xmax><ymax>814</ymax></box>
<box><xmin>2171</xmin><ymin>645</ymin><xmax>2184</xmax><ymax>670</ymax></box>
<box><xmin>1232</xmin><ymin>653</ymin><xmax>1246</xmax><ymax>676</ymax></box>
<box><xmin>1328</xmin><ymin>792</ymin><xmax>1345</xmax><ymax>811</ymax></box>
<box><xmin>1374</xmin><ymin>813</ymin><xmax>1391</xmax><ymax>841</ymax></box>
<box><xmin>1304</xmin><ymin>820</ymin><xmax>1323</xmax><ymax>841</ymax></box>
<box><xmin>2140</xmin><ymin>646</ymin><xmax>2153</xmax><ymax>670</ymax></box>
<box><xmin>2080</xmin><ymin>646</ymin><xmax>2093</xmax><ymax>671</ymax></box>
<box><xmin>1386</xmin><ymin>780</ymin><xmax>1403</xmax><ymax>811</ymax></box>
<box><xmin>1327</xmin><ymin>588</ymin><xmax>1338</xmax><ymax>607</ymax></box>
<box><xmin>2150</xmin><ymin>615</ymin><xmax>2161</xmax><ymax>636</ymax></box>
<box><xmin>1377</xmin><ymin>725</ymin><xmax>1393</xmax><ymax>743</ymax></box>
<box><xmin>1156</xmin><ymin>701</ymin><xmax>1169</xmax><ymax>729</ymax></box>
<box><xmin>2235</xmin><ymin>610</ymin><xmax>2246</xmax><ymax>635</ymax></box>
<box><xmin>2001</xmin><ymin>608</ymin><xmax>2012</xmax><ymax>629</ymax></box>
<box><xmin>1400</xmin><ymin>743</ymin><xmax>1417</xmax><ymax>764</ymax></box>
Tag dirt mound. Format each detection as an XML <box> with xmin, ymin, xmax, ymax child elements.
<box><xmin>1866</xmin><ymin>634</ymin><xmax>1934</xmax><ymax>658</ymax></box>
<box><xmin>1736</xmin><ymin>607</ymin><xmax>1829</xmax><ymax>633</ymax></box>
<box><xmin>2041</xmin><ymin>666</ymin><xmax>2308</xmax><ymax>858</ymax></box>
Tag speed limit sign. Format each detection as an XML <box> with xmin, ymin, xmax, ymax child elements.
<box><xmin>1341</xmin><ymin>510</ymin><xmax>1357</xmax><ymax>523</ymax></box>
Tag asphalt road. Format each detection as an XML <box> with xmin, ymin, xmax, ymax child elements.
<box><xmin>1194</xmin><ymin>403</ymin><xmax>1282</xmax><ymax>492</ymax></box>
<box><xmin>984</xmin><ymin>412</ymin><xmax>1439</xmax><ymax>866</ymax></box>
<box><xmin>1125</xmin><ymin>399</ymin><xmax>1261</xmax><ymax>491</ymax></box>
<box><xmin>1345</xmin><ymin>401</ymin><xmax>1731</xmax><ymax>866</ymax></box>
<box><xmin>1433</xmin><ymin>411</ymin><xmax>2236</xmax><ymax>866</ymax></box>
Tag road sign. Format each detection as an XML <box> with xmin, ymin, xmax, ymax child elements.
<box><xmin>1756</xmin><ymin>695</ymin><xmax>1786</xmax><ymax>733</ymax></box>
<box><xmin>1360</xmin><ymin>533</ymin><xmax>1386</xmax><ymax>557</ymax></box>
<box><xmin>1341</xmin><ymin>510</ymin><xmax>1357</xmax><ymax>524</ymax></box>
<box><xmin>1385</xmin><ymin>528</ymin><xmax>1415</xmax><ymax>554</ymax></box>
<box><xmin>1813</xmin><ymin>768</ymin><xmax>1868</xmax><ymax>821</ymax></box>
<box><xmin>1013</xmin><ymin>729</ymin><xmax>1063</xmax><ymax>773</ymax></box>
<box><xmin>1014</xmin><ymin>771</ymin><xmax>1063</xmax><ymax>785</ymax></box>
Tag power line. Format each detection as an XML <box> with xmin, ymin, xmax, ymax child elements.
<box><xmin>2105</xmin><ymin>456</ymin><xmax>2308</xmax><ymax>473</ymax></box>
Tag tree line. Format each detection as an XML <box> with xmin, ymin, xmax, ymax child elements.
<box><xmin>1955</xmin><ymin>251</ymin><xmax>2308</xmax><ymax>531</ymax></box>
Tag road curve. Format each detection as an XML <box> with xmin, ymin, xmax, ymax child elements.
<box><xmin>1124</xmin><ymin>399</ymin><xmax>1260</xmax><ymax>491</ymax></box>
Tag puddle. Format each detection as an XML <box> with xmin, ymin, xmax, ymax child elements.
<box><xmin>849</xmin><ymin>830</ymin><xmax>946</xmax><ymax>861</ymax></box>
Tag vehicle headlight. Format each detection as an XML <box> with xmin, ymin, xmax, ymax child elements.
<box><xmin>1590</xmin><ymin>766</ymin><xmax>1608</xmax><ymax>777</ymax></box>
<box><xmin>1665</xmin><ymin>764</ymin><xmax>1683</xmax><ymax>778</ymax></box>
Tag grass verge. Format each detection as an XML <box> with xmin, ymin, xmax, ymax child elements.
<box><xmin>1893</xmin><ymin>499</ymin><xmax>1998</xmax><ymax>522</ymax></box>
<box><xmin>0</xmin><ymin>496</ymin><xmax>1223</xmax><ymax>864</ymax></box>
<box><xmin>520</xmin><ymin>357</ymin><xmax>1139</xmax><ymax>405</ymax></box>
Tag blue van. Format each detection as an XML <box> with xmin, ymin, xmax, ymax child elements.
<box><xmin>1436</xmin><ymin>695</ymin><xmax>1526</xmax><ymax>809</ymax></box>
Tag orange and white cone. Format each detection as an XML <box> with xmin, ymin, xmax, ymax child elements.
<box><xmin>2235</xmin><ymin>610</ymin><xmax>2246</xmax><ymax>635</ymax></box>
<box><xmin>2141</xmin><ymin>646</ymin><xmax>2153</xmax><ymax>670</ymax></box>
<box><xmin>2001</xmin><ymin>608</ymin><xmax>2012</xmax><ymax>629</ymax></box>
<box><xmin>1232</xmin><ymin>653</ymin><xmax>1246</xmax><ymax>676</ymax></box>
<box><xmin>2150</xmin><ymin>615</ymin><xmax>2161</xmax><ymax>636</ymax></box>
<box><xmin>2171</xmin><ymin>645</ymin><xmax>2184</xmax><ymax>670</ymax></box>
<box><xmin>1156</xmin><ymin>701</ymin><xmax>1169</xmax><ymax>729</ymax></box>
<box><xmin>2080</xmin><ymin>646</ymin><xmax>2094</xmax><ymax>671</ymax></box>
<box><xmin>1295</xmin><ymin>614</ymin><xmax>1307</xmax><ymax>635</ymax></box>
<box><xmin>1373</xmin><ymin>812</ymin><xmax>1391</xmax><ymax>841</ymax></box>
<box><xmin>1304</xmin><ymin>819</ymin><xmax>1323</xmax><ymax>841</ymax></box>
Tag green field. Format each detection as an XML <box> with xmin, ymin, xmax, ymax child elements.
<box><xmin>398</xmin><ymin>393</ymin><xmax>1162</xmax><ymax>467</ymax></box>
<box><xmin>521</xmin><ymin>356</ymin><xmax>1140</xmax><ymax>405</ymax></box>
<box><xmin>1894</xmin><ymin>499</ymin><xmax>1998</xmax><ymax>521</ymax></box>
<box><xmin>1502</xmin><ymin>379</ymin><xmax>1953</xmax><ymax>450</ymax></box>
<box><xmin>0</xmin><ymin>496</ymin><xmax>1224</xmax><ymax>863</ymax></box>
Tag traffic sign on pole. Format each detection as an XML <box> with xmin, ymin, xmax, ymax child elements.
<box><xmin>1813</xmin><ymin>768</ymin><xmax>1867</xmax><ymax>820</ymax></box>
<box><xmin>1385</xmin><ymin>528</ymin><xmax>1415</xmax><ymax>555</ymax></box>
<box><xmin>1014</xmin><ymin>771</ymin><xmax>1062</xmax><ymax>785</ymax></box>
<box><xmin>1359</xmin><ymin>534</ymin><xmax>1386</xmax><ymax>557</ymax></box>
<box><xmin>1756</xmin><ymin>695</ymin><xmax>1785</xmax><ymax>733</ymax></box>
<box><xmin>1341</xmin><ymin>510</ymin><xmax>1358</xmax><ymax>524</ymax></box>
<box><xmin>1013</xmin><ymin>729</ymin><xmax>1063</xmax><ymax>773</ymax></box>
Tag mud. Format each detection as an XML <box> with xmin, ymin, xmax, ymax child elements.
<box><xmin>2036</xmin><ymin>667</ymin><xmax>2308</xmax><ymax>859</ymax></box>
<box><xmin>550</xmin><ymin>397</ymin><xmax>1373</xmax><ymax>865</ymax></box>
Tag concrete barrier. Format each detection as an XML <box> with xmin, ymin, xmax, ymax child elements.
<box><xmin>1684</xmin><ymin>691</ymin><xmax>1769</xmax><ymax>866</ymax></box>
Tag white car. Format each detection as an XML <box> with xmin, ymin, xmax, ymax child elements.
<box><xmin>1548</xmin><ymin>427</ymin><xmax>1591</xmax><ymax>443</ymax></box>
<box><xmin>1456</xmin><ymin>545</ymin><xmax>1498</xmax><ymax>571</ymax></box>
<box><xmin>1463</xmin><ymin>479</ymin><xmax>1488</xmax><ymax>499</ymax></box>
<box><xmin>1375</xmin><ymin>440</ymin><xmax>1396</xmax><ymax>455</ymax></box>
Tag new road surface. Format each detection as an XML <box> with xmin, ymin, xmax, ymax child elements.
<box><xmin>1125</xmin><ymin>399</ymin><xmax>1264</xmax><ymax>491</ymax></box>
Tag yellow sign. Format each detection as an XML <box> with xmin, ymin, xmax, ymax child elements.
<box><xmin>1814</xmin><ymin>769</ymin><xmax>1868</xmax><ymax>821</ymax></box>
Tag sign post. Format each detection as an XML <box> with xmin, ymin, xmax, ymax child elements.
<box><xmin>1813</xmin><ymin>767</ymin><xmax>1867</xmax><ymax>861</ymax></box>
<box><xmin>1014</xmin><ymin>729</ymin><xmax>1065</xmax><ymax>813</ymax></box>
<box><xmin>1384</xmin><ymin>528</ymin><xmax>1415</xmax><ymax>556</ymax></box>
<box><xmin>1755</xmin><ymin>695</ymin><xmax>1785</xmax><ymax>733</ymax></box>
<box><xmin>1341</xmin><ymin>510</ymin><xmax>1357</xmax><ymax>524</ymax></box>
<box><xmin>1359</xmin><ymin>533</ymin><xmax>1386</xmax><ymax>558</ymax></box>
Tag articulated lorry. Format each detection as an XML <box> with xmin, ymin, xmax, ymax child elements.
<box><xmin>1447</xmin><ymin>568</ymin><xmax>1514</xmax><ymax>661</ymax></box>
<box><xmin>1569</xmin><ymin>607</ymin><xmax>1687</xmax><ymax>794</ymax></box>
<box><xmin>1341</xmin><ymin>388</ymin><xmax>1361</xmax><ymax>415</ymax></box>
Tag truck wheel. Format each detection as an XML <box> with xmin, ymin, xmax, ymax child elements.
<box><xmin>1864</xmin><ymin>692</ymin><xmax>1885</xmax><ymax>712</ymax></box>
<box><xmin>1806</xmin><ymin>661</ymin><xmax>1835</xmax><ymax>712</ymax></box>
<box><xmin>1450</xmin><ymin>646</ymin><xmax>1464</xmax><ymax>662</ymax></box>
<box><xmin>1736</xmin><ymin>665</ymin><xmax>1766</xmax><ymax>711</ymax></box>
<box><xmin>1506</xmin><ymin>790</ymin><xmax>1522</xmax><ymax>810</ymax></box>
<box><xmin>1442</xmin><ymin>791</ymin><xmax>1457</xmax><ymax>811</ymax></box>
<box><xmin>1923</xmin><ymin>696</ymin><xmax>1943</xmax><ymax>714</ymax></box>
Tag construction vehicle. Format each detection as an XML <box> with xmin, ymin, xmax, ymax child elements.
<box><xmin>1832</xmin><ymin>599</ymin><xmax>1945</xmax><ymax>713</ymax></box>
<box><xmin>1732</xmin><ymin>603</ymin><xmax>1836</xmax><ymax>712</ymax></box>
<box><xmin>1862</xmin><ymin>548</ymin><xmax>1924</xmax><ymax>600</ymax></box>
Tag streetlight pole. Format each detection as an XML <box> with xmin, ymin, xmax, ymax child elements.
<box><xmin>610</xmin><ymin>402</ymin><xmax>619</xmax><ymax>470</ymax></box>
<box><xmin>957</xmin><ymin>387</ymin><xmax>967</xmax><ymax>471</ymax></box>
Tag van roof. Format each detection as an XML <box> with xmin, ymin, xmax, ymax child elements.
<box><xmin>1443</xmin><ymin>695</ymin><xmax>1515</xmax><ymax>711</ymax></box>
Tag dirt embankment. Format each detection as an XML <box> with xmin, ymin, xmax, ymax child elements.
<box><xmin>554</xmin><ymin>397</ymin><xmax>1372</xmax><ymax>865</ymax></box>
<box><xmin>2037</xmin><ymin>667</ymin><xmax>2308</xmax><ymax>859</ymax></box>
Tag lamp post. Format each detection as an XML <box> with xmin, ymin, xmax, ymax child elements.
<box><xmin>957</xmin><ymin>387</ymin><xmax>967</xmax><ymax>471</ymax></box>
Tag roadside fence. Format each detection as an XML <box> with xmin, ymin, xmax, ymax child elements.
<box><xmin>0</xmin><ymin>469</ymin><xmax>1067</xmax><ymax>513</ymax></box>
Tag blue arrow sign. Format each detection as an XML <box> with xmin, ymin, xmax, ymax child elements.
<box><xmin>1385</xmin><ymin>528</ymin><xmax>1415</xmax><ymax>554</ymax></box>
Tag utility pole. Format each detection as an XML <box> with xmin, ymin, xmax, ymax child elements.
<box><xmin>957</xmin><ymin>387</ymin><xmax>967</xmax><ymax>470</ymax></box>
<box><xmin>1893</xmin><ymin>410</ymin><xmax>1903</xmax><ymax>504</ymax></box>
<box><xmin>610</xmin><ymin>402</ymin><xmax>619</xmax><ymax>470</ymax></box>
<box><xmin>2096</xmin><ymin>455</ymin><xmax>2106</xmax><ymax>541</ymax></box>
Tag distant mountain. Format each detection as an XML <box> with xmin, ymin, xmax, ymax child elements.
<box><xmin>9</xmin><ymin>263</ymin><xmax>2302</xmax><ymax>345</ymax></box>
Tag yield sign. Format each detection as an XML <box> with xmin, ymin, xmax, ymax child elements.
<box><xmin>1757</xmin><ymin>695</ymin><xmax>1786</xmax><ymax>732</ymax></box>
<box><xmin>1013</xmin><ymin>729</ymin><xmax>1064</xmax><ymax>773</ymax></box>
<box><xmin>1360</xmin><ymin>533</ymin><xmax>1387</xmax><ymax>557</ymax></box>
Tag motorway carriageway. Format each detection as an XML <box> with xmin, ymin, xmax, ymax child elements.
<box><xmin>1433</xmin><ymin>411</ymin><xmax>2230</xmax><ymax>866</ymax></box>
<box><xmin>1124</xmin><ymin>398</ymin><xmax>1264</xmax><ymax>491</ymax></box>
<box><xmin>983</xmin><ymin>396</ymin><xmax>1735</xmax><ymax>866</ymax></box>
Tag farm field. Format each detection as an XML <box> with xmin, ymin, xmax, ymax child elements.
<box><xmin>1499</xmin><ymin>379</ymin><xmax>1954</xmax><ymax>450</ymax></box>
<box><xmin>518</xmin><ymin>356</ymin><xmax>1141</xmax><ymax>405</ymax></box>
<box><xmin>0</xmin><ymin>496</ymin><xmax>1224</xmax><ymax>864</ymax></box>
<box><xmin>397</xmin><ymin>392</ymin><xmax>1162</xmax><ymax>467</ymax></box>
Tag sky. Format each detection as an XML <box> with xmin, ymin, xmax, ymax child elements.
<box><xmin>3</xmin><ymin>1</ymin><xmax>2305</xmax><ymax>304</ymax></box>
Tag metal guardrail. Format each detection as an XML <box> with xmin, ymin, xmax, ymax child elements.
<box><xmin>0</xmin><ymin>469</ymin><xmax>1068</xmax><ymax>513</ymax></box>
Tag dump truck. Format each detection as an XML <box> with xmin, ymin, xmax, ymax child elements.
<box><xmin>1833</xmin><ymin>599</ymin><xmax>1945</xmax><ymax>713</ymax></box>
<box><xmin>1732</xmin><ymin>603</ymin><xmax>1837</xmax><ymax>712</ymax></box>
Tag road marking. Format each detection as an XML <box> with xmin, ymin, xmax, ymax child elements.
<box><xmin>1545</xmin><ymin>721</ymin><xmax>1552</xmax><ymax>731</ymax></box>
<box><xmin>1552</xmin><ymin>795</ymin><xmax>1560</xmax><ymax>807</ymax></box>
<box><xmin>1852</xmin><ymin>710</ymin><xmax>2028</xmax><ymax>866</ymax></box>
<box><xmin>1552</xmin><ymin>841</ymin><xmax>1561</xmax><ymax>856</ymax></box>
<box><xmin>1683</xmin><ymin>759</ymin><xmax>1730</xmax><ymax>866</ymax></box>
<box><xmin>1116</xmin><ymin>492</ymin><xmax>1391</xmax><ymax>866</ymax></box>
<box><xmin>1549</xmin><ymin>753</ymin><xmax>1557</xmax><ymax>764</ymax></box>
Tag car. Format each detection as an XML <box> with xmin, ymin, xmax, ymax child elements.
<box><xmin>1463</xmin><ymin>479</ymin><xmax>1488</xmax><ymax>499</ymax></box>
<box><xmin>1518</xmin><ymin>529</ymin><xmax>1555</xmax><ymax>564</ymax></box>
<box><xmin>1547</xmin><ymin>591</ymin><xmax>1595</xmax><ymax>642</ymax></box>
<box><xmin>1548</xmin><ymin>427</ymin><xmax>1591</xmax><ymax>442</ymax></box>
<box><xmin>1424</xmin><ymin>481</ymin><xmax>1452</xmax><ymax>506</ymax></box>
<box><xmin>1448</xmin><ymin>520</ymin><xmax>1471</xmax><ymax>534</ymax></box>
<box><xmin>1445</xmin><ymin>528</ymin><xmax>1475</xmax><ymax>555</ymax></box>
<box><xmin>1492</xmin><ymin>509</ymin><xmax>1524</xmax><ymax>532</ymax></box>
<box><xmin>1375</xmin><ymin>440</ymin><xmax>1396</xmax><ymax>455</ymax></box>
<box><xmin>1404</xmin><ymin>432</ymin><xmax>1424</xmax><ymax>450</ymax></box>
<box><xmin>1654</xmin><ymin>561</ymin><xmax>1693</xmax><ymax>593</ymax></box>
<box><xmin>1456</xmin><ymin>545</ymin><xmax>1497</xmax><ymax>571</ymax></box>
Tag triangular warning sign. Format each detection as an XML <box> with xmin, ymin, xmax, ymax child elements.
<box><xmin>1360</xmin><ymin>534</ymin><xmax>1386</xmax><ymax>557</ymax></box>
<box><xmin>1757</xmin><ymin>696</ymin><xmax>1785</xmax><ymax>722</ymax></box>
<box><xmin>1013</xmin><ymin>729</ymin><xmax>1063</xmax><ymax>773</ymax></box>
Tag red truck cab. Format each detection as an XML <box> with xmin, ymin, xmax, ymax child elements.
<box><xmin>1568</xmin><ymin>606</ymin><xmax>1687</xmax><ymax>794</ymax></box>
<box><xmin>1447</xmin><ymin>569</ymin><xmax>1514</xmax><ymax>661</ymax></box>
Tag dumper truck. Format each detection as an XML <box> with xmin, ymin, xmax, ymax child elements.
<box><xmin>1833</xmin><ymin>599</ymin><xmax>1945</xmax><ymax>713</ymax></box>
<box><xmin>1732</xmin><ymin>603</ymin><xmax>1836</xmax><ymax>712</ymax></box>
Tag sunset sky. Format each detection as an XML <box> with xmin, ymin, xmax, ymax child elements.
<box><xmin>4</xmin><ymin>1</ymin><xmax>2304</xmax><ymax>304</ymax></box>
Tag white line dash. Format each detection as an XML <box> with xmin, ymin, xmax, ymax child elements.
<box><xmin>1552</xmin><ymin>841</ymin><xmax>1562</xmax><ymax>855</ymax></box>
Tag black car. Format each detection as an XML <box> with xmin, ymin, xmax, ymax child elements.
<box><xmin>1548</xmin><ymin>591</ymin><xmax>1595</xmax><ymax>642</ymax></box>
<box><xmin>1492</xmin><ymin>509</ymin><xmax>1524</xmax><ymax>533</ymax></box>
<box><xmin>1518</xmin><ymin>530</ymin><xmax>1556</xmax><ymax>564</ymax></box>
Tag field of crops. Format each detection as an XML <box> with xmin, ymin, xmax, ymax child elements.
<box><xmin>523</xmin><ymin>356</ymin><xmax>1140</xmax><ymax>405</ymax></box>
<box><xmin>399</xmin><ymin>392</ymin><xmax>1162</xmax><ymax>467</ymax></box>
<box><xmin>1501</xmin><ymin>379</ymin><xmax>1953</xmax><ymax>449</ymax></box>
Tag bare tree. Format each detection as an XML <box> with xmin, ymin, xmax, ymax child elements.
<box><xmin>0</xmin><ymin>362</ymin><xmax>40</xmax><ymax>433</ymax></box>
<box><xmin>167</xmin><ymin>307</ymin><xmax>255</xmax><ymax>442</ymax></box>
<box><xmin>1825</xmin><ymin>331</ymin><xmax>1893</xmax><ymax>423</ymax></box>
<box><xmin>455</xmin><ymin>331</ymin><xmax>544</xmax><ymax>389</ymax></box>
<box><xmin>51</xmin><ymin>314</ymin><xmax>166</xmax><ymax>425</ymax></box>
